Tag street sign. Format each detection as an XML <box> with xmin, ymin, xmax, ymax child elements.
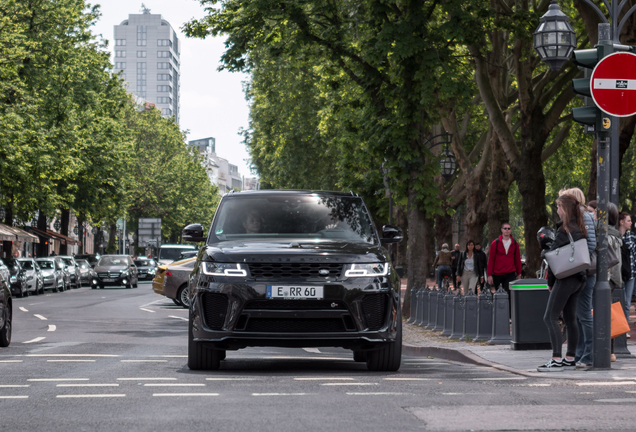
<box><xmin>138</xmin><ymin>218</ymin><xmax>161</xmax><ymax>247</ymax></box>
<box><xmin>591</xmin><ymin>52</ymin><xmax>636</xmax><ymax>117</ymax></box>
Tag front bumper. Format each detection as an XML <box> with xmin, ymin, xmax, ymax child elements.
<box><xmin>190</xmin><ymin>277</ymin><xmax>400</xmax><ymax>351</ymax></box>
<box><xmin>96</xmin><ymin>275</ymin><xmax>130</xmax><ymax>286</ymax></box>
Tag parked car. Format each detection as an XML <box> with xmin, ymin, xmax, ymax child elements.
<box><xmin>152</xmin><ymin>265</ymin><xmax>168</xmax><ymax>296</ymax></box>
<box><xmin>157</xmin><ymin>244</ymin><xmax>196</xmax><ymax>266</ymax></box>
<box><xmin>134</xmin><ymin>258</ymin><xmax>157</xmax><ymax>281</ymax></box>
<box><xmin>76</xmin><ymin>259</ymin><xmax>97</xmax><ymax>287</ymax></box>
<box><xmin>5</xmin><ymin>259</ymin><xmax>29</xmax><ymax>298</ymax></box>
<box><xmin>93</xmin><ymin>255</ymin><xmax>139</xmax><ymax>289</ymax></box>
<box><xmin>74</xmin><ymin>253</ymin><xmax>100</xmax><ymax>268</ymax></box>
<box><xmin>0</xmin><ymin>259</ymin><xmax>11</xmax><ymax>347</ymax></box>
<box><xmin>158</xmin><ymin>257</ymin><xmax>196</xmax><ymax>308</ymax></box>
<box><xmin>35</xmin><ymin>258</ymin><xmax>65</xmax><ymax>292</ymax></box>
<box><xmin>17</xmin><ymin>258</ymin><xmax>44</xmax><ymax>295</ymax></box>
<box><xmin>182</xmin><ymin>190</ymin><xmax>403</xmax><ymax>372</ymax></box>
<box><xmin>58</xmin><ymin>255</ymin><xmax>81</xmax><ymax>288</ymax></box>
<box><xmin>54</xmin><ymin>257</ymin><xmax>72</xmax><ymax>291</ymax></box>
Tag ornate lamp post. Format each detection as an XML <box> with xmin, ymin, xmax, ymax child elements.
<box><xmin>533</xmin><ymin>1</ymin><xmax>576</xmax><ymax>71</ymax></box>
<box><xmin>439</xmin><ymin>148</ymin><xmax>458</xmax><ymax>180</ymax></box>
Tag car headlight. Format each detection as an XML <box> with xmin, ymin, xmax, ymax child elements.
<box><xmin>148</xmin><ymin>268</ymin><xmax>156</xmax><ymax>274</ymax></box>
<box><xmin>121</xmin><ymin>270</ymin><xmax>129</xmax><ymax>276</ymax></box>
<box><xmin>344</xmin><ymin>263</ymin><xmax>389</xmax><ymax>277</ymax></box>
<box><xmin>10</xmin><ymin>275</ymin><xmax>17</xmax><ymax>283</ymax></box>
<box><xmin>201</xmin><ymin>262</ymin><xmax>246</xmax><ymax>277</ymax></box>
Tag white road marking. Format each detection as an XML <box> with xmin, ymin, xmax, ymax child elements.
<box><xmin>57</xmin><ymin>384</ymin><xmax>119</xmax><ymax>387</ymax></box>
<box><xmin>156</xmin><ymin>355</ymin><xmax>187</xmax><ymax>358</ymax></box>
<box><xmin>0</xmin><ymin>396</ymin><xmax>28</xmax><ymax>399</ymax></box>
<box><xmin>252</xmin><ymin>393</ymin><xmax>307</xmax><ymax>396</ymax></box>
<box><xmin>294</xmin><ymin>377</ymin><xmax>354</xmax><ymax>381</ymax></box>
<box><xmin>117</xmin><ymin>377</ymin><xmax>177</xmax><ymax>381</ymax></box>
<box><xmin>47</xmin><ymin>360</ymin><xmax>96</xmax><ymax>363</ymax></box>
<box><xmin>139</xmin><ymin>299</ymin><xmax>165</xmax><ymax>308</ymax></box>
<box><xmin>302</xmin><ymin>348</ymin><xmax>321</xmax><ymax>354</ymax></box>
<box><xmin>470</xmin><ymin>377</ymin><xmax>526</xmax><ymax>381</ymax></box>
<box><xmin>577</xmin><ymin>382</ymin><xmax>636</xmax><ymax>386</ymax></box>
<box><xmin>23</xmin><ymin>337</ymin><xmax>45</xmax><ymax>344</ymax></box>
<box><xmin>139</xmin><ymin>308</ymin><xmax>155</xmax><ymax>313</ymax></box>
<box><xmin>0</xmin><ymin>360</ymin><xmax>22</xmax><ymax>363</ymax></box>
<box><xmin>120</xmin><ymin>360</ymin><xmax>167</xmax><ymax>363</ymax></box>
<box><xmin>346</xmin><ymin>392</ymin><xmax>407</xmax><ymax>396</ymax></box>
<box><xmin>19</xmin><ymin>307</ymin><xmax>28</xmax><ymax>312</ymax></box>
<box><xmin>206</xmin><ymin>378</ymin><xmax>258</xmax><ymax>381</ymax></box>
<box><xmin>56</xmin><ymin>394</ymin><xmax>126</xmax><ymax>398</ymax></box>
<box><xmin>0</xmin><ymin>385</ymin><xmax>29</xmax><ymax>388</ymax></box>
<box><xmin>321</xmin><ymin>383</ymin><xmax>378</xmax><ymax>386</ymax></box>
<box><xmin>144</xmin><ymin>383</ymin><xmax>205</xmax><ymax>387</ymax></box>
<box><xmin>384</xmin><ymin>378</ymin><xmax>431</xmax><ymax>381</ymax></box>
<box><xmin>524</xmin><ymin>384</ymin><xmax>552</xmax><ymax>387</ymax></box>
<box><xmin>594</xmin><ymin>398</ymin><xmax>636</xmax><ymax>403</ymax></box>
<box><xmin>261</xmin><ymin>356</ymin><xmax>350</xmax><ymax>361</ymax></box>
<box><xmin>28</xmin><ymin>378</ymin><xmax>89</xmax><ymax>382</ymax></box>
<box><xmin>34</xmin><ymin>314</ymin><xmax>47</xmax><ymax>320</ymax></box>
<box><xmin>25</xmin><ymin>354</ymin><xmax>119</xmax><ymax>357</ymax></box>
<box><xmin>47</xmin><ymin>325</ymin><xmax>56</xmax><ymax>331</ymax></box>
<box><xmin>153</xmin><ymin>393</ymin><xmax>219</xmax><ymax>397</ymax></box>
<box><xmin>168</xmin><ymin>316</ymin><xmax>188</xmax><ymax>321</ymax></box>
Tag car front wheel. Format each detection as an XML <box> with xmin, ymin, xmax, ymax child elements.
<box><xmin>366</xmin><ymin>310</ymin><xmax>402</xmax><ymax>372</ymax></box>
<box><xmin>188</xmin><ymin>317</ymin><xmax>221</xmax><ymax>370</ymax></box>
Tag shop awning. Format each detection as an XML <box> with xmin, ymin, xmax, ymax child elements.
<box><xmin>0</xmin><ymin>223</ymin><xmax>15</xmax><ymax>242</ymax></box>
<box><xmin>3</xmin><ymin>225</ymin><xmax>40</xmax><ymax>243</ymax></box>
<box><xmin>46</xmin><ymin>230</ymin><xmax>79</xmax><ymax>246</ymax></box>
<box><xmin>25</xmin><ymin>227</ymin><xmax>55</xmax><ymax>241</ymax></box>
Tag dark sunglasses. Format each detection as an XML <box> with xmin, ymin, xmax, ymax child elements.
<box><xmin>502</xmin><ymin>227</ymin><xmax>511</xmax><ymax>230</ymax></box>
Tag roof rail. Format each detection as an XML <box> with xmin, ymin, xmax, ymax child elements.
<box><xmin>349</xmin><ymin>190</ymin><xmax>358</xmax><ymax>197</ymax></box>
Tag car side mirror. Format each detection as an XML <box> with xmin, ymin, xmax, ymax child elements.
<box><xmin>380</xmin><ymin>225</ymin><xmax>403</xmax><ymax>243</ymax></box>
<box><xmin>182</xmin><ymin>223</ymin><xmax>205</xmax><ymax>242</ymax></box>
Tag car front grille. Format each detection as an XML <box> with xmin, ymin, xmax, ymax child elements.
<box><xmin>361</xmin><ymin>293</ymin><xmax>388</xmax><ymax>331</ymax></box>
<box><xmin>242</xmin><ymin>300</ymin><xmax>348</xmax><ymax>310</ymax></box>
<box><xmin>202</xmin><ymin>293</ymin><xmax>229</xmax><ymax>330</ymax></box>
<box><xmin>247</xmin><ymin>263</ymin><xmax>343</xmax><ymax>280</ymax></box>
<box><xmin>97</xmin><ymin>272</ymin><xmax>120</xmax><ymax>278</ymax></box>
<box><xmin>244</xmin><ymin>318</ymin><xmax>346</xmax><ymax>333</ymax></box>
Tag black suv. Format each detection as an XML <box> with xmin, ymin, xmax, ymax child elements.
<box><xmin>183</xmin><ymin>190</ymin><xmax>403</xmax><ymax>371</ymax></box>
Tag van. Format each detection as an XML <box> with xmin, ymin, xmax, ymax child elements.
<box><xmin>157</xmin><ymin>244</ymin><xmax>196</xmax><ymax>265</ymax></box>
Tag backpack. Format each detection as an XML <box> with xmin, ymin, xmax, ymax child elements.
<box><xmin>621</xmin><ymin>241</ymin><xmax>632</xmax><ymax>282</ymax></box>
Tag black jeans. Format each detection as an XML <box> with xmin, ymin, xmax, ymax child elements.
<box><xmin>451</xmin><ymin>267</ymin><xmax>459</xmax><ymax>289</ymax></box>
<box><xmin>492</xmin><ymin>272</ymin><xmax>516</xmax><ymax>314</ymax></box>
<box><xmin>544</xmin><ymin>274</ymin><xmax>586</xmax><ymax>358</ymax></box>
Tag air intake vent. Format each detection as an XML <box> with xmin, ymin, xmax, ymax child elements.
<box><xmin>361</xmin><ymin>294</ymin><xmax>388</xmax><ymax>331</ymax></box>
<box><xmin>244</xmin><ymin>318</ymin><xmax>346</xmax><ymax>333</ymax></box>
<box><xmin>248</xmin><ymin>263</ymin><xmax>343</xmax><ymax>280</ymax></box>
<box><xmin>243</xmin><ymin>300</ymin><xmax>347</xmax><ymax>310</ymax></box>
<box><xmin>202</xmin><ymin>293</ymin><xmax>229</xmax><ymax>330</ymax></box>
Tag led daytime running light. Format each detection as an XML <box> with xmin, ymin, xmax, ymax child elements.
<box><xmin>344</xmin><ymin>263</ymin><xmax>389</xmax><ymax>277</ymax></box>
<box><xmin>202</xmin><ymin>262</ymin><xmax>247</xmax><ymax>277</ymax></box>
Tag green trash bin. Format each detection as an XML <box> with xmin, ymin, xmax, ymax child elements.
<box><xmin>510</xmin><ymin>278</ymin><xmax>551</xmax><ymax>350</ymax></box>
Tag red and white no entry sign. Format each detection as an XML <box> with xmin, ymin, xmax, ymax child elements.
<box><xmin>591</xmin><ymin>52</ymin><xmax>636</xmax><ymax>117</ymax></box>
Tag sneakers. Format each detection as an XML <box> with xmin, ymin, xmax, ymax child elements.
<box><xmin>611</xmin><ymin>353</ymin><xmax>617</xmax><ymax>362</ymax></box>
<box><xmin>537</xmin><ymin>359</ymin><xmax>564</xmax><ymax>372</ymax></box>
<box><xmin>561</xmin><ymin>358</ymin><xmax>576</xmax><ymax>370</ymax></box>
<box><xmin>576</xmin><ymin>361</ymin><xmax>592</xmax><ymax>370</ymax></box>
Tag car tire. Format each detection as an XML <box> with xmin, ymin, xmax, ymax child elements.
<box><xmin>0</xmin><ymin>305</ymin><xmax>11</xmax><ymax>347</ymax></box>
<box><xmin>21</xmin><ymin>286</ymin><xmax>28</xmax><ymax>298</ymax></box>
<box><xmin>39</xmin><ymin>283</ymin><xmax>44</xmax><ymax>295</ymax></box>
<box><xmin>172</xmin><ymin>299</ymin><xmax>181</xmax><ymax>307</ymax></box>
<box><xmin>32</xmin><ymin>285</ymin><xmax>39</xmax><ymax>296</ymax></box>
<box><xmin>177</xmin><ymin>284</ymin><xmax>190</xmax><ymax>309</ymax></box>
<box><xmin>188</xmin><ymin>317</ymin><xmax>221</xmax><ymax>370</ymax></box>
<box><xmin>353</xmin><ymin>351</ymin><xmax>367</xmax><ymax>362</ymax></box>
<box><xmin>366</xmin><ymin>310</ymin><xmax>402</xmax><ymax>372</ymax></box>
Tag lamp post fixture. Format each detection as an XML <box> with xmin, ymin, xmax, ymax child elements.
<box><xmin>440</xmin><ymin>148</ymin><xmax>458</xmax><ymax>180</ymax></box>
<box><xmin>533</xmin><ymin>0</ymin><xmax>576</xmax><ymax>72</ymax></box>
<box><xmin>0</xmin><ymin>206</ymin><xmax>5</xmax><ymax>222</ymax></box>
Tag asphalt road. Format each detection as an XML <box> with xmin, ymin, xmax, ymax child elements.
<box><xmin>2</xmin><ymin>282</ymin><xmax>636</xmax><ymax>431</ymax></box>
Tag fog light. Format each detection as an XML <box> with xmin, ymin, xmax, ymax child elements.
<box><xmin>92</xmin><ymin>279</ymin><xmax>97</xmax><ymax>285</ymax></box>
<box><xmin>123</xmin><ymin>279</ymin><xmax>128</xmax><ymax>285</ymax></box>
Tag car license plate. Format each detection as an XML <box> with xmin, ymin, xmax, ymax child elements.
<box><xmin>267</xmin><ymin>286</ymin><xmax>323</xmax><ymax>299</ymax></box>
<box><xmin>102</xmin><ymin>278</ymin><xmax>115</xmax><ymax>282</ymax></box>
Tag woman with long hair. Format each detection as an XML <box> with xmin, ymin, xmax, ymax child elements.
<box><xmin>538</xmin><ymin>194</ymin><xmax>588</xmax><ymax>372</ymax></box>
<box><xmin>456</xmin><ymin>240</ymin><xmax>484</xmax><ymax>295</ymax></box>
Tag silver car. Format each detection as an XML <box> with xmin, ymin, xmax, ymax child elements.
<box><xmin>35</xmin><ymin>258</ymin><xmax>65</xmax><ymax>292</ymax></box>
<box><xmin>58</xmin><ymin>256</ymin><xmax>81</xmax><ymax>288</ymax></box>
<box><xmin>16</xmin><ymin>258</ymin><xmax>44</xmax><ymax>295</ymax></box>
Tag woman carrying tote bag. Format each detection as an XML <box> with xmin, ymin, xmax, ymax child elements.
<box><xmin>538</xmin><ymin>194</ymin><xmax>588</xmax><ymax>372</ymax></box>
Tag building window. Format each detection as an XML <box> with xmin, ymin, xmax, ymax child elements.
<box><xmin>157</xmin><ymin>73</ymin><xmax>171</xmax><ymax>81</ymax></box>
<box><xmin>137</xmin><ymin>25</ymin><xmax>147</xmax><ymax>46</ymax></box>
<box><xmin>115</xmin><ymin>50</ymin><xmax>126</xmax><ymax>58</ymax></box>
<box><xmin>136</xmin><ymin>51</ymin><xmax>147</xmax><ymax>58</ymax></box>
<box><xmin>157</xmin><ymin>51</ymin><xmax>171</xmax><ymax>58</ymax></box>
<box><xmin>157</xmin><ymin>96</ymin><xmax>172</xmax><ymax>104</ymax></box>
<box><xmin>119</xmin><ymin>73</ymin><xmax>126</xmax><ymax>80</ymax></box>
<box><xmin>115</xmin><ymin>39</ymin><xmax>126</xmax><ymax>46</ymax></box>
<box><xmin>157</xmin><ymin>62</ymin><xmax>171</xmax><ymax>70</ymax></box>
<box><xmin>115</xmin><ymin>62</ymin><xmax>126</xmax><ymax>69</ymax></box>
<box><xmin>157</xmin><ymin>39</ymin><xmax>170</xmax><ymax>46</ymax></box>
<box><xmin>161</xmin><ymin>108</ymin><xmax>173</xmax><ymax>116</ymax></box>
<box><xmin>137</xmin><ymin>40</ymin><xmax>147</xmax><ymax>46</ymax></box>
<box><xmin>157</xmin><ymin>85</ymin><xmax>172</xmax><ymax>93</ymax></box>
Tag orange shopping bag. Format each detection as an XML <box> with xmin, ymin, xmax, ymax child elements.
<box><xmin>611</xmin><ymin>301</ymin><xmax>630</xmax><ymax>339</ymax></box>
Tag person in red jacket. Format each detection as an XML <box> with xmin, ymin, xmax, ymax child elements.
<box><xmin>487</xmin><ymin>222</ymin><xmax>523</xmax><ymax>301</ymax></box>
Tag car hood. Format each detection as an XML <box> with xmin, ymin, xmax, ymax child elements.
<box><xmin>94</xmin><ymin>265</ymin><xmax>128</xmax><ymax>272</ymax></box>
<box><xmin>203</xmin><ymin>240</ymin><xmax>387</xmax><ymax>263</ymax></box>
<box><xmin>41</xmin><ymin>269</ymin><xmax>55</xmax><ymax>276</ymax></box>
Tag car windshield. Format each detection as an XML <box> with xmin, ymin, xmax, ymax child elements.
<box><xmin>98</xmin><ymin>256</ymin><xmax>126</xmax><ymax>266</ymax></box>
<box><xmin>159</xmin><ymin>248</ymin><xmax>192</xmax><ymax>261</ymax></box>
<box><xmin>77</xmin><ymin>261</ymin><xmax>89</xmax><ymax>269</ymax></box>
<box><xmin>19</xmin><ymin>260</ymin><xmax>33</xmax><ymax>270</ymax></box>
<box><xmin>210</xmin><ymin>194</ymin><xmax>376</xmax><ymax>244</ymax></box>
<box><xmin>37</xmin><ymin>260</ymin><xmax>55</xmax><ymax>269</ymax></box>
<box><xmin>134</xmin><ymin>259</ymin><xmax>155</xmax><ymax>266</ymax></box>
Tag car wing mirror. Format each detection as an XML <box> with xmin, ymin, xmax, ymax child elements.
<box><xmin>182</xmin><ymin>223</ymin><xmax>205</xmax><ymax>243</ymax></box>
<box><xmin>380</xmin><ymin>224</ymin><xmax>403</xmax><ymax>243</ymax></box>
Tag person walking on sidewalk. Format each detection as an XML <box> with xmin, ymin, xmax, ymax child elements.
<box><xmin>474</xmin><ymin>242</ymin><xmax>488</xmax><ymax>292</ymax></box>
<box><xmin>451</xmin><ymin>244</ymin><xmax>461</xmax><ymax>291</ymax></box>
<box><xmin>433</xmin><ymin>243</ymin><xmax>453</xmax><ymax>290</ymax></box>
<box><xmin>559</xmin><ymin>188</ymin><xmax>596</xmax><ymax>370</ymax></box>
<box><xmin>456</xmin><ymin>240</ymin><xmax>484</xmax><ymax>295</ymax></box>
<box><xmin>538</xmin><ymin>194</ymin><xmax>587</xmax><ymax>372</ymax></box>
<box><xmin>619</xmin><ymin>212</ymin><xmax>635</xmax><ymax>335</ymax></box>
<box><xmin>486</xmin><ymin>222</ymin><xmax>522</xmax><ymax>298</ymax></box>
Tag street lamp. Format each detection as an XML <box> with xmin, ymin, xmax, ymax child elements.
<box><xmin>533</xmin><ymin>0</ymin><xmax>576</xmax><ymax>72</ymax></box>
<box><xmin>440</xmin><ymin>148</ymin><xmax>457</xmax><ymax>180</ymax></box>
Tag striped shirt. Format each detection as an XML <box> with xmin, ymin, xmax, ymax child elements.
<box><xmin>623</xmin><ymin>230</ymin><xmax>636</xmax><ymax>280</ymax></box>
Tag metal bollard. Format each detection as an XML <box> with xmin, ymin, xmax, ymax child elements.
<box><xmin>415</xmin><ymin>285</ymin><xmax>425</xmax><ymax>325</ymax></box>
<box><xmin>407</xmin><ymin>285</ymin><xmax>419</xmax><ymax>324</ymax></box>
<box><xmin>417</xmin><ymin>285</ymin><xmax>430</xmax><ymax>326</ymax></box>
<box><xmin>488</xmin><ymin>284</ymin><xmax>512</xmax><ymax>345</ymax></box>
<box><xmin>433</xmin><ymin>288</ymin><xmax>445</xmax><ymax>332</ymax></box>
<box><xmin>441</xmin><ymin>289</ymin><xmax>455</xmax><ymax>336</ymax></box>
<box><xmin>474</xmin><ymin>287</ymin><xmax>493</xmax><ymax>342</ymax></box>
<box><xmin>449</xmin><ymin>292</ymin><xmax>464</xmax><ymax>339</ymax></box>
<box><xmin>460</xmin><ymin>289</ymin><xmax>478</xmax><ymax>341</ymax></box>
<box><xmin>613</xmin><ymin>287</ymin><xmax>633</xmax><ymax>357</ymax></box>
<box><xmin>425</xmin><ymin>287</ymin><xmax>438</xmax><ymax>330</ymax></box>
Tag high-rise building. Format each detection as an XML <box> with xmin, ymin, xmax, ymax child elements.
<box><xmin>114</xmin><ymin>7</ymin><xmax>180</xmax><ymax>123</ymax></box>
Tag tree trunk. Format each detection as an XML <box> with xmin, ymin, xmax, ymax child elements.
<box><xmin>37</xmin><ymin>210</ymin><xmax>48</xmax><ymax>257</ymax></box>
<box><xmin>435</xmin><ymin>212</ymin><xmax>452</xmax><ymax>251</ymax></box>
<box><xmin>394</xmin><ymin>205</ymin><xmax>408</xmax><ymax>269</ymax></box>
<box><xmin>59</xmin><ymin>208</ymin><xmax>70</xmax><ymax>255</ymax></box>
<box><xmin>403</xmin><ymin>174</ymin><xmax>435</xmax><ymax>319</ymax></box>
<box><xmin>1</xmin><ymin>197</ymin><xmax>13</xmax><ymax>259</ymax></box>
<box><xmin>107</xmin><ymin>223</ymin><xmax>117</xmax><ymax>253</ymax></box>
<box><xmin>487</xmin><ymin>134</ymin><xmax>510</xmax><ymax>243</ymax></box>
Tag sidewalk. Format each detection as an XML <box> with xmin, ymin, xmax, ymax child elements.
<box><xmin>400</xmin><ymin>279</ymin><xmax>636</xmax><ymax>380</ymax></box>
